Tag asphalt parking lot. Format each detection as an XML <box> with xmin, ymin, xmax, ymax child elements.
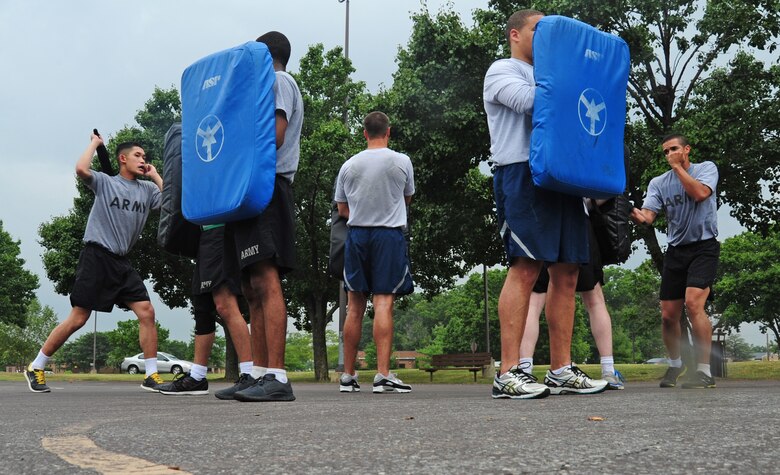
<box><xmin>3</xmin><ymin>379</ymin><xmax>779</xmax><ymax>474</ymax></box>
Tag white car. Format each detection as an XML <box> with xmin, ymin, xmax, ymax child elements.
<box><xmin>121</xmin><ymin>352</ymin><xmax>193</xmax><ymax>375</ymax></box>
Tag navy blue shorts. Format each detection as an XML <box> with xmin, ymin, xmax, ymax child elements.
<box><xmin>660</xmin><ymin>238</ymin><xmax>720</xmax><ymax>300</ymax></box>
<box><xmin>493</xmin><ymin>162</ymin><xmax>589</xmax><ymax>264</ymax></box>
<box><xmin>343</xmin><ymin>227</ymin><xmax>413</xmax><ymax>296</ymax></box>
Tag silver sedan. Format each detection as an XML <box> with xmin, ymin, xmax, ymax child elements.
<box><xmin>120</xmin><ymin>352</ymin><xmax>193</xmax><ymax>375</ymax></box>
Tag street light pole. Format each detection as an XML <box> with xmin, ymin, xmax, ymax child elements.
<box><xmin>336</xmin><ymin>0</ymin><xmax>350</xmax><ymax>373</ymax></box>
<box><xmin>91</xmin><ymin>311</ymin><xmax>98</xmax><ymax>374</ymax></box>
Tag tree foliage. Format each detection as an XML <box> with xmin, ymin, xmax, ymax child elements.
<box><xmin>603</xmin><ymin>262</ymin><xmax>664</xmax><ymax>362</ymax></box>
<box><xmin>58</xmin><ymin>332</ymin><xmax>111</xmax><ymax>371</ymax></box>
<box><xmin>105</xmin><ymin>319</ymin><xmax>170</xmax><ymax>367</ymax></box>
<box><xmin>381</xmin><ymin>8</ymin><xmax>504</xmax><ymax>293</ymax></box>
<box><xmin>285</xmin><ymin>44</ymin><xmax>368</xmax><ymax>381</ymax></box>
<box><xmin>0</xmin><ymin>221</ymin><xmax>39</xmax><ymax>327</ymax></box>
<box><xmin>0</xmin><ymin>299</ymin><xmax>57</xmax><ymax>368</ymax></box>
<box><xmin>714</xmin><ymin>228</ymin><xmax>780</xmax><ymax>351</ymax></box>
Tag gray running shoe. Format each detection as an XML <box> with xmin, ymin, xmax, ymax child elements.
<box><xmin>215</xmin><ymin>373</ymin><xmax>257</xmax><ymax>400</ymax></box>
<box><xmin>659</xmin><ymin>366</ymin><xmax>686</xmax><ymax>388</ymax></box>
<box><xmin>158</xmin><ymin>373</ymin><xmax>209</xmax><ymax>396</ymax></box>
<box><xmin>234</xmin><ymin>374</ymin><xmax>296</xmax><ymax>402</ymax></box>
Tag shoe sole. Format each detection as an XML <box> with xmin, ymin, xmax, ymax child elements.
<box><xmin>491</xmin><ymin>388</ymin><xmax>550</xmax><ymax>399</ymax></box>
<box><xmin>234</xmin><ymin>393</ymin><xmax>296</xmax><ymax>402</ymax></box>
<box><xmin>606</xmin><ymin>384</ymin><xmax>625</xmax><ymax>390</ymax></box>
<box><xmin>160</xmin><ymin>390</ymin><xmax>209</xmax><ymax>396</ymax></box>
<box><xmin>140</xmin><ymin>384</ymin><xmax>161</xmax><ymax>392</ymax></box>
<box><xmin>373</xmin><ymin>386</ymin><xmax>411</xmax><ymax>393</ymax></box>
<box><xmin>659</xmin><ymin>382</ymin><xmax>677</xmax><ymax>388</ymax></box>
<box><xmin>214</xmin><ymin>392</ymin><xmax>239</xmax><ymax>400</ymax></box>
<box><xmin>681</xmin><ymin>384</ymin><xmax>716</xmax><ymax>389</ymax></box>
<box><xmin>547</xmin><ymin>384</ymin><xmax>608</xmax><ymax>395</ymax></box>
<box><xmin>25</xmin><ymin>374</ymin><xmax>50</xmax><ymax>393</ymax></box>
<box><xmin>339</xmin><ymin>386</ymin><xmax>360</xmax><ymax>392</ymax></box>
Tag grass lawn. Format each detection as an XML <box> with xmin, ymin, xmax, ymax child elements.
<box><xmin>2</xmin><ymin>361</ymin><xmax>778</xmax><ymax>384</ymax></box>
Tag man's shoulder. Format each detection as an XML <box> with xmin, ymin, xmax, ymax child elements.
<box><xmin>276</xmin><ymin>71</ymin><xmax>301</xmax><ymax>91</ymax></box>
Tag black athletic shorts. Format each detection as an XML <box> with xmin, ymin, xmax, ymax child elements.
<box><xmin>191</xmin><ymin>226</ymin><xmax>242</xmax><ymax>296</ymax></box>
<box><xmin>227</xmin><ymin>176</ymin><xmax>296</xmax><ymax>276</ymax></box>
<box><xmin>660</xmin><ymin>238</ymin><xmax>720</xmax><ymax>301</ymax></box>
<box><xmin>69</xmin><ymin>243</ymin><xmax>149</xmax><ymax>312</ymax></box>
<box><xmin>532</xmin><ymin>220</ymin><xmax>603</xmax><ymax>293</ymax></box>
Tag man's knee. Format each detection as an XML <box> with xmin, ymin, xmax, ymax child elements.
<box><xmin>133</xmin><ymin>302</ymin><xmax>156</xmax><ymax>323</ymax></box>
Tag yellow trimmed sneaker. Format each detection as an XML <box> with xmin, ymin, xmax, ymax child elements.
<box><xmin>25</xmin><ymin>364</ymin><xmax>51</xmax><ymax>393</ymax></box>
<box><xmin>141</xmin><ymin>372</ymin><xmax>164</xmax><ymax>392</ymax></box>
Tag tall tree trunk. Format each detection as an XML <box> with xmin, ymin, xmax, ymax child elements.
<box><xmin>637</xmin><ymin>225</ymin><xmax>665</xmax><ymax>274</ymax></box>
<box><xmin>222</xmin><ymin>324</ymin><xmax>239</xmax><ymax>381</ymax></box>
<box><xmin>311</xmin><ymin>294</ymin><xmax>330</xmax><ymax>382</ymax></box>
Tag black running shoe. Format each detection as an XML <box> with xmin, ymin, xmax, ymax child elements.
<box><xmin>158</xmin><ymin>373</ymin><xmax>209</xmax><ymax>395</ymax></box>
<box><xmin>141</xmin><ymin>372</ymin><xmax>165</xmax><ymax>392</ymax></box>
<box><xmin>233</xmin><ymin>374</ymin><xmax>296</xmax><ymax>402</ymax></box>
<box><xmin>659</xmin><ymin>366</ymin><xmax>686</xmax><ymax>388</ymax></box>
<box><xmin>681</xmin><ymin>370</ymin><xmax>716</xmax><ymax>389</ymax></box>
<box><xmin>25</xmin><ymin>364</ymin><xmax>50</xmax><ymax>393</ymax></box>
<box><xmin>215</xmin><ymin>373</ymin><xmax>257</xmax><ymax>400</ymax></box>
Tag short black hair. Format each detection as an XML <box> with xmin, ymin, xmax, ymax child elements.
<box><xmin>661</xmin><ymin>133</ymin><xmax>689</xmax><ymax>147</ymax></box>
<box><xmin>115</xmin><ymin>141</ymin><xmax>143</xmax><ymax>159</ymax></box>
<box><xmin>506</xmin><ymin>9</ymin><xmax>544</xmax><ymax>43</ymax></box>
<box><xmin>363</xmin><ymin>111</ymin><xmax>390</xmax><ymax>139</ymax></box>
<box><xmin>256</xmin><ymin>31</ymin><xmax>291</xmax><ymax>67</ymax></box>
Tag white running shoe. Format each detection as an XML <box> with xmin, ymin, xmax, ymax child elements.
<box><xmin>492</xmin><ymin>366</ymin><xmax>550</xmax><ymax>399</ymax></box>
<box><xmin>372</xmin><ymin>373</ymin><xmax>411</xmax><ymax>393</ymax></box>
<box><xmin>339</xmin><ymin>373</ymin><xmax>361</xmax><ymax>392</ymax></box>
<box><xmin>544</xmin><ymin>366</ymin><xmax>608</xmax><ymax>395</ymax></box>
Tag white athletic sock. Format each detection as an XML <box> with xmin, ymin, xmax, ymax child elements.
<box><xmin>697</xmin><ymin>363</ymin><xmax>712</xmax><ymax>377</ymax></box>
<box><xmin>551</xmin><ymin>365</ymin><xmax>572</xmax><ymax>375</ymax></box>
<box><xmin>251</xmin><ymin>366</ymin><xmax>267</xmax><ymax>379</ymax></box>
<box><xmin>668</xmin><ymin>358</ymin><xmax>683</xmax><ymax>368</ymax></box>
<box><xmin>239</xmin><ymin>361</ymin><xmax>253</xmax><ymax>375</ymax></box>
<box><xmin>145</xmin><ymin>358</ymin><xmax>158</xmax><ymax>377</ymax></box>
<box><xmin>518</xmin><ymin>358</ymin><xmax>534</xmax><ymax>375</ymax></box>
<box><xmin>32</xmin><ymin>350</ymin><xmax>50</xmax><ymax>370</ymax></box>
<box><xmin>266</xmin><ymin>368</ymin><xmax>287</xmax><ymax>383</ymax></box>
<box><xmin>600</xmin><ymin>356</ymin><xmax>615</xmax><ymax>376</ymax></box>
<box><xmin>190</xmin><ymin>364</ymin><xmax>208</xmax><ymax>381</ymax></box>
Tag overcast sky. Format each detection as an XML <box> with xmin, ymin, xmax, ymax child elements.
<box><xmin>0</xmin><ymin>0</ymin><xmax>767</xmax><ymax>348</ymax></box>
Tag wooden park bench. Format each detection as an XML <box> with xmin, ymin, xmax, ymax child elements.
<box><xmin>421</xmin><ymin>352</ymin><xmax>492</xmax><ymax>382</ymax></box>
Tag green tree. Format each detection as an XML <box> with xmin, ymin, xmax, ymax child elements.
<box><xmin>723</xmin><ymin>334</ymin><xmax>755</xmax><ymax>362</ymax></box>
<box><xmin>381</xmin><ymin>8</ymin><xmax>504</xmax><ymax>293</ymax></box>
<box><xmin>714</xmin><ymin>229</ymin><xmax>780</xmax><ymax>351</ymax></box>
<box><xmin>285</xmin><ymin>332</ymin><xmax>314</xmax><ymax>372</ymax></box>
<box><xmin>485</xmin><ymin>0</ymin><xmax>780</xmax><ymax>272</ymax></box>
<box><xmin>58</xmin><ymin>332</ymin><xmax>111</xmax><ymax>371</ymax></box>
<box><xmin>603</xmin><ymin>262</ymin><xmax>664</xmax><ymax>362</ymax></box>
<box><xmin>0</xmin><ymin>221</ymin><xmax>39</xmax><ymax>327</ymax></box>
<box><xmin>0</xmin><ymin>299</ymin><xmax>57</xmax><ymax>368</ymax></box>
<box><xmin>106</xmin><ymin>319</ymin><xmax>170</xmax><ymax>367</ymax></box>
<box><xmin>285</xmin><ymin>44</ymin><xmax>368</xmax><ymax>381</ymax></box>
<box><xmin>161</xmin><ymin>339</ymin><xmax>191</xmax><ymax>361</ymax></box>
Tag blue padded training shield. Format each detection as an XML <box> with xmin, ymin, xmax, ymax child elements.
<box><xmin>181</xmin><ymin>41</ymin><xmax>276</xmax><ymax>225</ymax></box>
<box><xmin>530</xmin><ymin>16</ymin><xmax>629</xmax><ymax>198</ymax></box>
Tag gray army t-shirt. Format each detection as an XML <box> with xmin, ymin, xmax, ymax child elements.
<box><xmin>642</xmin><ymin>161</ymin><xmax>718</xmax><ymax>246</ymax></box>
<box><xmin>335</xmin><ymin>147</ymin><xmax>414</xmax><ymax>228</ymax></box>
<box><xmin>274</xmin><ymin>71</ymin><xmax>303</xmax><ymax>182</ymax></box>
<box><xmin>82</xmin><ymin>171</ymin><xmax>162</xmax><ymax>255</ymax></box>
